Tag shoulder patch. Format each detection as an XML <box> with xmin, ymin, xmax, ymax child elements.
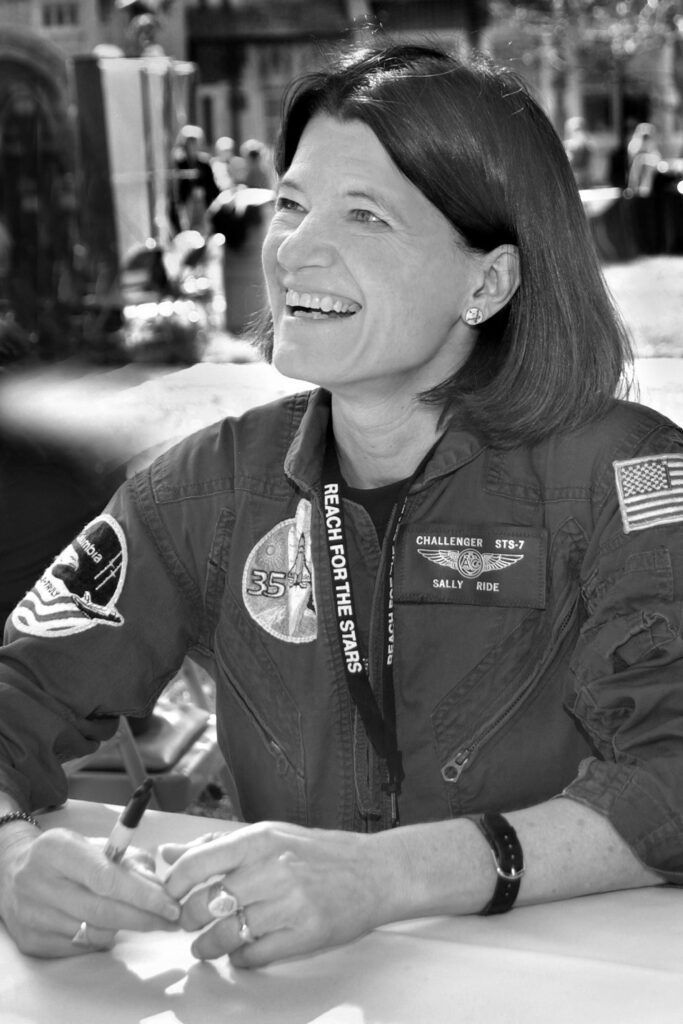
<box><xmin>11</xmin><ymin>514</ymin><xmax>127</xmax><ymax>637</ymax></box>
<box><xmin>242</xmin><ymin>499</ymin><xmax>317</xmax><ymax>643</ymax></box>
<box><xmin>614</xmin><ymin>454</ymin><xmax>683</xmax><ymax>533</ymax></box>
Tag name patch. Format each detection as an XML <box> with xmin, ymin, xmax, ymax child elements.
<box><xmin>394</xmin><ymin>523</ymin><xmax>547</xmax><ymax>608</ymax></box>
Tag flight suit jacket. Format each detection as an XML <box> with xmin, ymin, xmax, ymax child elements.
<box><xmin>2</xmin><ymin>388</ymin><xmax>683</xmax><ymax>881</ymax></box>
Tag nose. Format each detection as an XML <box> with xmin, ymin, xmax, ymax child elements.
<box><xmin>269</xmin><ymin>212</ymin><xmax>335</xmax><ymax>274</ymax></box>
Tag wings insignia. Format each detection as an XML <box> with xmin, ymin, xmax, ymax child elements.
<box><xmin>480</xmin><ymin>553</ymin><xmax>524</xmax><ymax>572</ymax></box>
<box><xmin>417</xmin><ymin>548</ymin><xmax>463</xmax><ymax>570</ymax></box>
<box><xmin>417</xmin><ymin>548</ymin><xmax>524</xmax><ymax>579</ymax></box>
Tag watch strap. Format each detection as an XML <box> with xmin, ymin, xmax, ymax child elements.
<box><xmin>475</xmin><ymin>811</ymin><xmax>524</xmax><ymax>915</ymax></box>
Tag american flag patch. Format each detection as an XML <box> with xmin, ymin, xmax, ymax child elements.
<box><xmin>614</xmin><ymin>454</ymin><xmax>683</xmax><ymax>533</ymax></box>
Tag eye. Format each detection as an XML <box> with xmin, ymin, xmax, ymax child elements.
<box><xmin>275</xmin><ymin>195</ymin><xmax>304</xmax><ymax>213</ymax></box>
<box><xmin>351</xmin><ymin>209</ymin><xmax>386</xmax><ymax>225</ymax></box>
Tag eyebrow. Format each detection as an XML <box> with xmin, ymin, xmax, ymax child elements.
<box><xmin>277</xmin><ymin>175</ymin><xmax>405</xmax><ymax>225</ymax></box>
<box><xmin>279</xmin><ymin>177</ymin><xmax>397</xmax><ymax>210</ymax></box>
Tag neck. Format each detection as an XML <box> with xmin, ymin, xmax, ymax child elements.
<box><xmin>330</xmin><ymin>394</ymin><xmax>443</xmax><ymax>488</ymax></box>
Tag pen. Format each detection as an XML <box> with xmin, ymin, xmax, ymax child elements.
<box><xmin>104</xmin><ymin>777</ymin><xmax>154</xmax><ymax>863</ymax></box>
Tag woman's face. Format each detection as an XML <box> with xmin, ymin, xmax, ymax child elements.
<box><xmin>262</xmin><ymin>115</ymin><xmax>482</xmax><ymax>401</ymax></box>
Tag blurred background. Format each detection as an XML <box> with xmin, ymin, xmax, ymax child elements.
<box><xmin>1</xmin><ymin>0</ymin><xmax>681</xmax><ymax>814</ymax></box>
<box><xmin>0</xmin><ymin>0</ymin><xmax>682</xmax><ymax>371</ymax></box>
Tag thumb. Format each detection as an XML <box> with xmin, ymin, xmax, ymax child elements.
<box><xmin>158</xmin><ymin>831</ymin><xmax>225</xmax><ymax>864</ymax></box>
<box><xmin>158</xmin><ymin>842</ymin><xmax>186</xmax><ymax>866</ymax></box>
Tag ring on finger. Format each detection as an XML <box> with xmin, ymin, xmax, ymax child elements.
<box><xmin>71</xmin><ymin>920</ymin><xmax>92</xmax><ymax>948</ymax></box>
<box><xmin>207</xmin><ymin>880</ymin><xmax>240</xmax><ymax>919</ymax></box>
<box><xmin>236</xmin><ymin>906</ymin><xmax>255</xmax><ymax>944</ymax></box>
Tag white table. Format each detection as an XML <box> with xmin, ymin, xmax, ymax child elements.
<box><xmin>2</xmin><ymin>800</ymin><xmax>682</xmax><ymax>1024</ymax></box>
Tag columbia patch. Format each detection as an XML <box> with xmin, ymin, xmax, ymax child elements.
<box><xmin>614</xmin><ymin>454</ymin><xmax>683</xmax><ymax>533</ymax></box>
<box><xmin>11</xmin><ymin>514</ymin><xmax>127</xmax><ymax>638</ymax></box>
<box><xmin>242</xmin><ymin>499</ymin><xmax>317</xmax><ymax>643</ymax></box>
<box><xmin>394</xmin><ymin>522</ymin><xmax>547</xmax><ymax>608</ymax></box>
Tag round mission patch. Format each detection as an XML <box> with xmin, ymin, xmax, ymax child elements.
<box><xmin>11</xmin><ymin>513</ymin><xmax>128</xmax><ymax>638</ymax></box>
<box><xmin>242</xmin><ymin>498</ymin><xmax>317</xmax><ymax>643</ymax></box>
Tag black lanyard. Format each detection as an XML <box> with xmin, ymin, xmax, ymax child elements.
<box><xmin>321</xmin><ymin>430</ymin><xmax>440</xmax><ymax>828</ymax></box>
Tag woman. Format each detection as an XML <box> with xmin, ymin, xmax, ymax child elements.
<box><xmin>1</xmin><ymin>42</ymin><xmax>682</xmax><ymax>966</ymax></box>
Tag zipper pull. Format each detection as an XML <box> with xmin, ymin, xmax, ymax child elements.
<box><xmin>441</xmin><ymin>748</ymin><xmax>471</xmax><ymax>784</ymax></box>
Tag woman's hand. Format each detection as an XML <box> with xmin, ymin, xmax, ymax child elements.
<box><xmin>0</xmin><ymin>823</ymin><xmax>181</xmax><ymax>957</ymax></box>
<box><xmin>161</xmin><ymin>822</ymin><xmax>397</xmax><ymax>968</ymax></box>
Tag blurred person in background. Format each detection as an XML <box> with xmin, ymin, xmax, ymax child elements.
<box><xmin>1</xmin><ymin>41</ymin><xmax>683</xmax><ymax>971</ymax></box>
<box><xmin>211</xmin><ymin>136</ymin><xmax>237</xmax><ymax>193</ymax></box>
<box><xmin>170</xmin><ymin>125</ymin><xmax>220</xmax><ymax>234</ymax></box>
<box><xmin>563</xmin><ymin>116</ymin><xmax>594</xmax><ymax>189</ymax></box>
<box><xmin>626</xmin><ymin>122</ymin><xmax>662</xmax><ymax>197</ymax></box>
<box><xmin>240</xmin><ymin>138</ymin><xmax>274</xmax><ymax>189</ymax></box>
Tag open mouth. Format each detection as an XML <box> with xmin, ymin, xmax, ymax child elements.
<box><xmin>285</xmin><ymin>289</ymin><xmax>361</xmax><ymax>319</ymax></box>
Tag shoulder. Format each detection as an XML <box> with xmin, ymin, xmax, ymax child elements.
<box><xmin>564</xmin><ymin>400</ymin><xmax>683</xmax><ymax>459</ymax></box>
<box><xmin>141</xmin><ymin>390</ymin><xmax>313</xmax><ymax>504</ymax></box>
<box><xmin>486</xmin><ymin>400</ymin><xmax>683</xmax><ymax>502</ymax></box>
<box><xmin>542</xmin><ymin>399</ymin><xmax>681</xmax><ymax>464</ymax></box>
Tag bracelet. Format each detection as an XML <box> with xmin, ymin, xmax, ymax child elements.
<box><xmin>474</xmin><ymin>811</ymin><xmax>524</xmax><ymax>915</ymax></box>
<box><xmin>0</xmin><ymin>811</ymin><xmax>42</xmax><ymax>832</ymax></box>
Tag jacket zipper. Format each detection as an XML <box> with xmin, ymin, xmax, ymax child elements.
<box><xmin>441</xmin><ymin>592</ymin><xmax>580</xmax><ymax>785</ymax></box>
<box><xmin>227</xmin><ymin>675</ymin><xmax>299</xmax><ymax>777</ymax></box>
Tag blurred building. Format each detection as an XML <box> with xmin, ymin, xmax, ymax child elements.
<box><xmin>182</xmin><ymin>0</ymin><xmax>682</xmax><ymax>189</ymax></box>
<box><xmin>0</xmin><ymin>0</ymin><xmax>187</xmax><ymax>58</ymax></box>
<box><xmin>184</xmin><ymin>0</ymin><xmax>488</xmax><ymax>148</ymax></box>
<box><xmin>0</xmin><ymin>1</ymin><xmax>193</xmax><ymax>359</ymax></box>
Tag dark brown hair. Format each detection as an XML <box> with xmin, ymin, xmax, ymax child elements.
<box><xmin>255</xmin><ymin>41</ymin><xmax>632</xmax><ymax>447</ymax></box>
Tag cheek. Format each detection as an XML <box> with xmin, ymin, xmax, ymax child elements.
<box><xmin>261</xmin><ymin>231</ymin><xmax>281</xmax><ymax>286</ymax></box>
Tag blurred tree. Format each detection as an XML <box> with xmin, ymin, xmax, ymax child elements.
<box><xmin>492</xmin><ymin>0</ymin><xmax>682</xmax><ymax>180</ymax></box>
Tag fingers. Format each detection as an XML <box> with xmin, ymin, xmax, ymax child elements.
<box><xmin>10</xmin><ymin>901</ymin><xmax>117</xmax><ymax>959</ymax></box>
<box><xmin>158</xmin><ymin>831</ymin><xmax>227</xmax><ymax>867</ymax></box>
<box><xmin>49</xmin><ymin>832</ymin><xmax>181</xmax><ymax>925</ymax></box>
<box><xmin>162</xmin><ymin>832</ymin><xmax>249</xmax><ymax>901</ymax></box>
<box><xmin>178</xmin><ymin>874</ymin><xmax>245</xmax><ymax>932</ymax></box>
<box><xmin>66</xmin><ymin>918</ymin><xmax>117</xmax><ymax>956</ymax></box>
<box><xmin>188</xmin><ymin>902</ymin><xmax>277</xmax><ymax>964</ymax></box>
<box><xmin>189</xmin><ymin>906</ymin><xmax>315</xmax><ymax>970</ymax></box>
<box><xmin>122</xmin><ymin>847</ymin><xmax>157</xmax><ymax>876</ymax></box>
<box><xmin>8</xmin><ymin>828</ymin><xmax>181</xmax><ymax>956</ymax></box>
<box><xmin>163</xmin><ymin>822</ymin><xmax>296</xmax><ymax>902</ymax></box>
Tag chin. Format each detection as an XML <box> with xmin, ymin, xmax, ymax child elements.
<box><xmin>272</xmin><ymin>340</ymin><xmax>318</xmax><ymax>384</ymax></box>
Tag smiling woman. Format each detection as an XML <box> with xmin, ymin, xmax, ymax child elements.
<box><xmin>1</xmin><ymin>40</ymin><xmax>683</xmax><ymax>974</ymax></box>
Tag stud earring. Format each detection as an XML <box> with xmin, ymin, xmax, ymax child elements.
<box><xmin>464</xmin><ymin>307</ymin><xmax>484</xmax><ymax>326</ymax></box>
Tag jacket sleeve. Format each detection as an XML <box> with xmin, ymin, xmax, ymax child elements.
<box><xmin>0</xmin><ymin>471</ymin><xmax>202</xmax><ymax>812</ymax></box>
<box><xmin>564</xmin><ymin>432</ymin><xmax>683</xmax><ymax>881</ymax></box>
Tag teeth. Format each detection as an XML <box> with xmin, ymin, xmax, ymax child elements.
<box><xmin>285</xmin><ymin>289</ymin><xmax>360</xmax><ymax>315</ymax></box>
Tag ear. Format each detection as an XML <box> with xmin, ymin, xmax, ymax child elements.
<box><xmin>472</xmin><ymin>245</ymin><xmax>520</xmax><ymax>320</ymax></box>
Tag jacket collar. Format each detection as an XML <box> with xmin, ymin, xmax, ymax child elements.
<box><xmin>284</xmin><ymin>389</ymin><xmax>486</xmax><ymax>495</ymax></box>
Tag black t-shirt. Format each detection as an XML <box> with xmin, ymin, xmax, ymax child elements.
<box><xmin>340</xmin><ymin>474</ymin><xmax>410</xmax><ymax>543</ymax></box>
